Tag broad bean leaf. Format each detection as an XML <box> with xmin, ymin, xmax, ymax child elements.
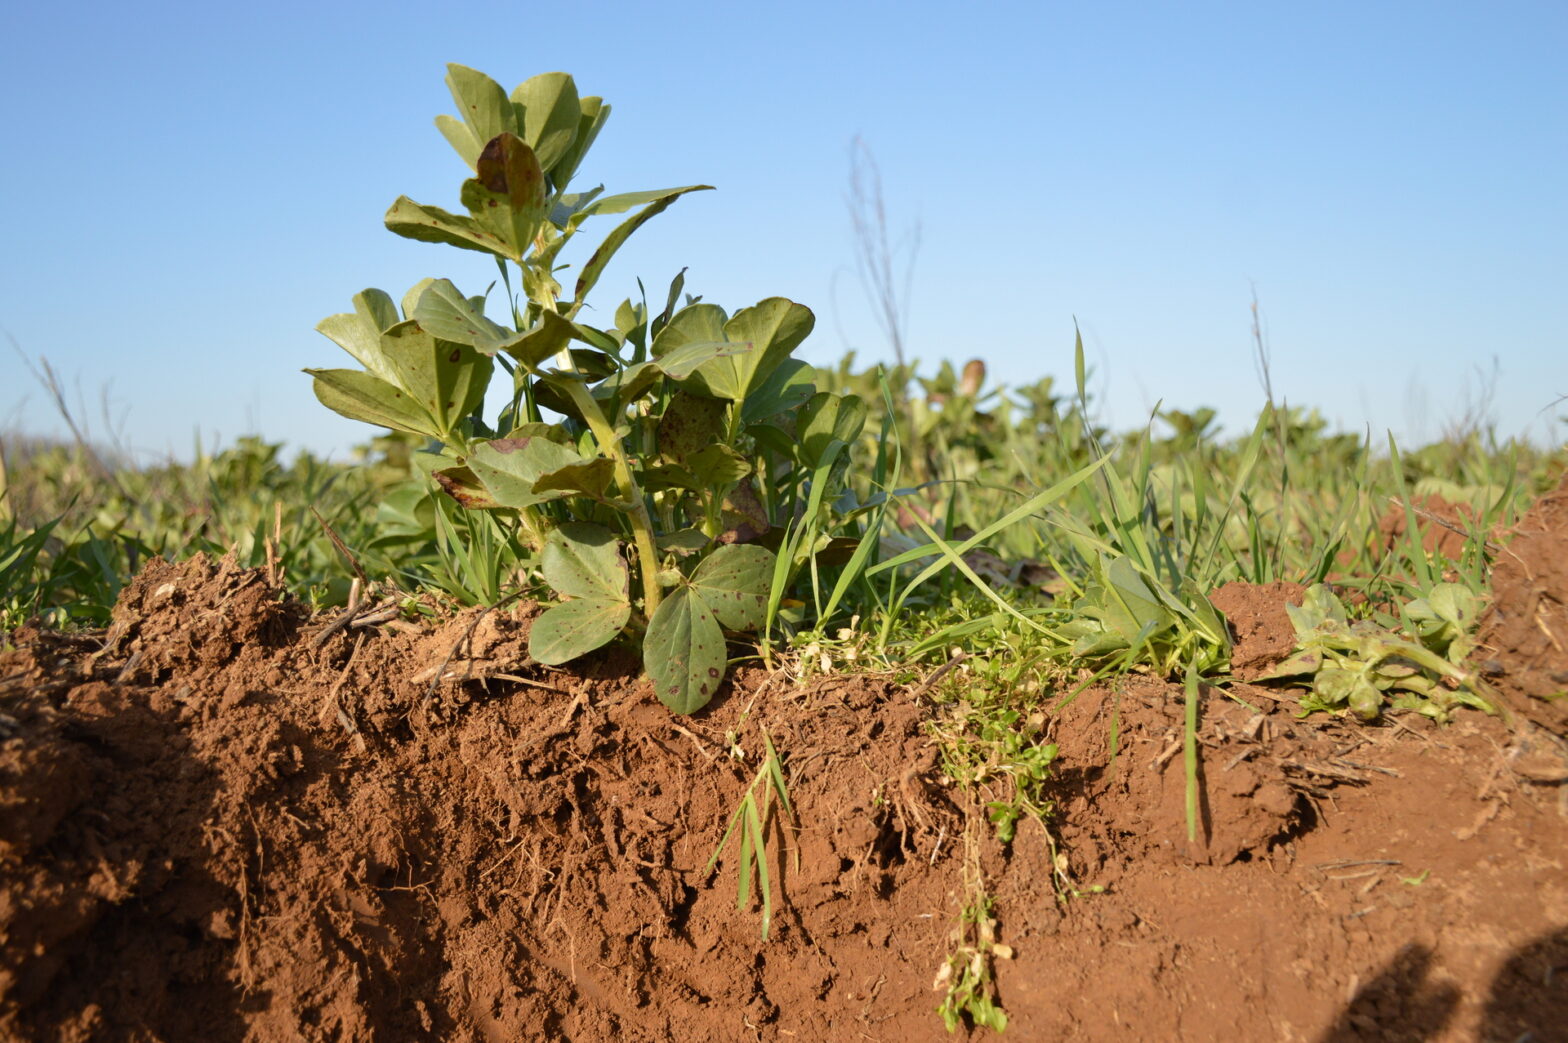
<box><xmin>466</xmin><ymin>436</ymin><xmax>593</xmax><ymax>509</ymax></box>
<box><xmin>540</xmin><ymin>523</ymin><xmax>627</xmax><ymax>600</ymax></box>
<box><xmin>549</xmin><ymin>185</ymin><xmax>606</xmax><ymax>227</ymax></box>
<box><xmin>511</xmin><ymin>72</ymin><xmax>580</xmax><ymax>178</ymax></box>
<box><xmin>307</xmin><ymin>368</ymin><xmax>434</xmax><ymax>437</ymax></box>
<box><xmin>658</xmin><ymin>393</ymin><xmax>728</xmax><ymax>462</ymax></box>
<box><xmin>641</xmin><ymin>464</ymin><xmax>702</xmax><ymax>493</ymax></box>
<box><xmin>653</xmin><ymin>302</ymin><xmax>728</xmax><ymax>356</ymax></box>
<box><xmin>746</xmin><ymin>423</ymin><xmax>796</xmax><ymax>460</ymax></box>
<box><xmin>741</xmin><ymin>358</ymin><xmax>817</xmax><ymax>423</ymax></box>
<box><xmin>797</xmin><ymin>392</ymin><xmax>867</xmax><ymax>470</ymax></box>
<box><xmin>532</xmin><ymin>456</ymin><xmax>616</xmax><ymax>501</ymax></box>
<box><xmin>385</xmin><ymin>196</ymin><xmax>511</xmax><ymax>258</ymax></box>
<box><xmin>503</xmin><ymin>310</ymin><xmax>579</xmax><ymax>370</ymax></box>
<box><xmin>378</xmin><ymin>320</ymin><xmax>491</xmax><ymax>438</ymax></box>
<box><xmin>431</xmin><ymin>464</ymin><xmax>502</xmax><ymax>510</ymax></box>
<box><xmin>645</xmin><ymin>586</ymin><xmax>727</xmax><ymax>714</ymax></box>
<box><xmin>412</xmin><ymin>279</ymin><xmax>520</xmax><ymax>357</ymax></box>
<box><xmin>693</xmin><ymin>298</ymin><xmax>814</xmax><ymax>404</ymax></box>
<box><xmin>315</xmin><ymin>288</ymin><xmax>401</xmax><ymax>381</ymax></box>
<box><xmin>440</xmin><ymin>64</ymin><xmax>517</xmax><ymax>169</ymax></box>
<box><xmin>1286</xmin><ymin>584</ymin><xmax>1349</xmax><ymax>634</ymax></box>
<box><xmin>1085</xmin><ymin>555</ymin><xmax>1176</xmax><ymax>646</ymax></box>
<box><xmin>591</xmin><ymin>338</ymin><xmax>750</xmax><ymax>407</ymax></box>
<box><xmin>464</xmin><ymin>133</ymin><xmax>550</xmax><ymax>259</ymax></box>
<box><xmin>686</xmin><ymin>444</ymin><xmax>750</xmax><ymax>488</ymax></box>
<box><xmin>569</xmin><ymin>187</ymin><xmax>713</xmax><ymax>309</ymax></box>
<box><xmin>648</xmin><ymin>338</ymin><xmax>752</xmax><ymax>381</ymax></box>
<box><xmin>690</xmin><ymin>544</ymin><xmax>775</xmax><ymax>631</ymax></box>
<box><xmin>530</xmin><ymin>598</ymin><xmax>630</xmax><ymax>665</ymax></box>
<box><xmin>548</xmin><ymin>96</ymin><xmax>608</xmax><ymax>194</ymax></box>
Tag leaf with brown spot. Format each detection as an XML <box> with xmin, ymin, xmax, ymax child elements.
<box><xmin>644</xmin><ymin>586</ymin><xmax>726</xmax><ymax>715</ymax></box>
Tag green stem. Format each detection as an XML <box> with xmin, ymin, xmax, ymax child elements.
<box><xmin>558</xmin><ymin>379</ymin><xmax>663</xmax><ymax>618</ymax></box>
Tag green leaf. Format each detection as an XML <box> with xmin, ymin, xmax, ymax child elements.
<box><xmin>686</xmin><ymin>444</ymin><xmax>750</xmax><ymax>488</ymax></box>
<box><xmin>1287</xmin><ymin>584</ymin><xmax>1349</xmax><ymax>634</ymax></box>
<box><xmin>645</xmin><ymin>586</ymin><xmax>727</xmax><ymax>714</ymax></box>
<box><xmin>569</xmin><ymin>186</ymin><xmax>713</xmax><ymax>310</ymax></box>
<box><xmin>1428</xmin><ymin>582</ymin><xmax>1481</xmax><ymax>629</ymax></box>
<box><xmin>400</xmin><ymin>277</ymin><xmax>439</xmax><ymax>322</ymax></box>
<box><xmin>691</xmin><ymin>298</ymin><xmax>815</xmax><ymax>404</ymax></box>
<box><xmin>432</xmin><ymin>465</ymin><xmax>502</xmax><ymax>510</ymax></box>
<box><xmin>1255</xmin><ymin>648</ymin><xmax>1323</xmax><ymax>679</ymax></box>
<box><xmin>436</xmin><ymin>114</ymin><xmax>481</xmax><ymax>170</ymax></box>
<box><xmin>1097</xmin><ymin>555</ymin><xmax>1176</xmax><ymax>642</ymax></box>
<box><xmin>658</xmin><ymin>393</ymin><xmax>728</xmax><ymax>462</ymax></box>
<box><xmin>549</xmin><ymin>186</ymin><xmax>606</xmax><ymax>227</ymax></box>
<box><xmin>503</xmin><ymin>309</ymin><xmax>579</xmax><ymax>370</ymax></box>
<box><xmin>591</xmin><ymin>339</ymin><xmax>751</xmax><ymax>408</ymax></box>
<box><xmin>551</xmin><ymin>96</ymin><xmax>608</xmax><ymax>191</ymax></box>
<box><xmin>741</xmin><ymin>358</ymin><xmax>817</xmax><ymax>424</ymax></box>
<box><xmin>511</xmin><ymin>72</ymin><xmax>581</xmax><ymax>178</ymax></box>
<box><xmin>532</xmin><ymin>456</ymin><xmax>616</xmax><ymax>502</ymax></box>
<box><xmin>306</xmin><ymin>368</ymin><xmax>434</xmax><ymax>436</ymax></box>
<box><xmin>529</xmin><ymin>597</ymin><xmax>630</xmax><ymax>665</ymax></box>
<box><xmin>653</xmin><ymin>302</ymin><xmax>728</xmax><ymax>355</ymax></box>
<box><xmin>378</xmin><ymin>320</ymin><xmax>492</xmax><ymax>439</ymax></box>
<box><xmin>1348</xmin><ymin>674</ymin><xmax>1384</xmax><ymax>719</ymax></box>
<box><xmin>649</xmin><ymin>339</ymin><xmax>752</xmax><ymax>381</ymax></box>
<box><xmin>641</xmin><ymin>463</ymin><xmax>702</xmax><ymax>493</ymax></box>
<box><xmin>465</xmin><ymin>133</ymin><xmax>550</xmax><ymax>258</ymax></box>
<box><xmin>412</xmin><ymin>279</ymin><xmax>516</xmax><ymax>356</ymax></box>
<box><xmin>468</xmin><ymin>437</ymin><xmax>592</xmax><ymax>510</ymax></box>
<box><xmin>442</xmin><ymin>64</ymin><xmax>517</xmax><ymax>165</ymax></box>
<box><xmin>691</xmin><ymin>544</ymin><xmax>776</xmax><ymax>631</ymax></box>
<box><xmin>541</xmin><ymin>522</ymin><xmax>628</xmax><ymax>600</ymax></box>
<box><xmin>796</xmin><ymin>392</ymin><xmax>867</xmax><ymax>470</ymax></box>
<box><xmin>315</xmin><ymin>288</ymin><xmax>401</xmax><ymax>380</ymax></box>
<box><xmin>582</xmin><ymin>186</ymin><xmax>712</xmax><ymax>218</ymax></box>
<box><xmin>385</xmin><ymin>196</ymin><xmax>511</xmax><ymax>258</ymax></box>
<box><xmin>746</xmin><ymin>423</ymin><xmax>796</xmax><ymax>460</ymax></box>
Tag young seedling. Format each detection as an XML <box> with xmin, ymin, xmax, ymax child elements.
<box><xmin>704</xmin><ymin>730</ymin><xmax>795</xmax><ymax>940</ymax></box>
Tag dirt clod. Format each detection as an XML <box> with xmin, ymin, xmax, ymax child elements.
<box><xmin>1209</xmin><ymin>580</ymin><xmax>1308</xmax><ymax>680</ymax></box>
<box><xmin>1479</xmin><ymin>470</ymin><xmax>1568</xmax><ymax>737</ymax></box>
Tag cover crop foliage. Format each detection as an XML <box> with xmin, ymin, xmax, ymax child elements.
<box><xmin>305</xmin><ymin>66</ymin><xmax>865</xmax><ymax>713</ymax></box>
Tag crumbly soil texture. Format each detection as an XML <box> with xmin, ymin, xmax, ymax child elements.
<box><xmin>2</xmin><ymin>480</ymin><xmax>1567</xmax><ymax>1041</ymax></box>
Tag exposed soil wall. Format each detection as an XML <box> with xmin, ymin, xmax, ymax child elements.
<box><xmin>3</xmin><ymin>523</ymin><xmax>1566</xmax><ymax>1040</ymax></box>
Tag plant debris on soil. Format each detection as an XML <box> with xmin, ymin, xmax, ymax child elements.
<box><xmin>3</xmin><ymin>479</ymin><xmax>1568</xmax><ymax>1041</ymax></box>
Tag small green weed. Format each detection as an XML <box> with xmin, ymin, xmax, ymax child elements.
<box><xmin>704</xmin><ymin>730</ymin><xmax>795</xmax><ymax>940</ymax></box>
<box><xmin>934</xmin><ymin>824</ymin><xmax>1010</xmax><ymax>1033</ymax></box>
<box><xmin>1258</xmin><ymin>583</ymin><xmax>1494</xmax><ymax>720</ymax></box>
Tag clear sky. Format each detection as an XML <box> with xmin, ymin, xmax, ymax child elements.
<box><xmin>2</xmin><ymin>0</ymin><xmax>1564</xmax><ymax>461</ymax></box>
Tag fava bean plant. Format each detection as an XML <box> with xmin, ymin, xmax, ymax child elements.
<box><xmin>307</xmin><ymin>66</ymin><xmax>866</xmax><ymax>713</ymax></box>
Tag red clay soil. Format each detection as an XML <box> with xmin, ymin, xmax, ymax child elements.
<box><xmin>1376</xmin><ymin>495</ymin><xmax>1479</xmax><ymax>562</ymax></box>
<box><xmin>1479</xmin><ymin>469</ymin><xmax>1568</xmax><ymax>737</ymax></box>
<box><xmin>2</xmin><ymin>550</ymin><xmax>1566</xmax><ymax>1041</ymax></box>
<box><xmin>1208</xmin><ymin>580</ymin><xmax>1307</xmax><ymax>680</ymax></box>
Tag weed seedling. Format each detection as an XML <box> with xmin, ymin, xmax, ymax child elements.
<box><xmin>705</xmin><ymin>730</ymin><xmax>795</xmax><ymax>939</ymax></box>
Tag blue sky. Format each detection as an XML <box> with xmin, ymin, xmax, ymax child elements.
<box><xmin>2</xmin><ymin>0</ymin><xmax>1564</xmax><ymax>460</ymax></box>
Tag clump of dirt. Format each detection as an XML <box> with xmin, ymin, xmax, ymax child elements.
<box><xmin>1208</xmin><ymin>580</ymin><xmax>1307</xmax><ymax>679</ymax></box>
<box><xmin>1377</xmin><ymin>494</ymin><xmax>1478</xmax><ymax>560</ymax></box>
<box><xmin>1479</xmin><ymin>470</ymin><xmax>1568</xmax><ymax>737</ymax></box>
<box><xmin>4</xmin><ymin>551</ymin><xmax>1566</xmax><ymax>1041</ymax></box>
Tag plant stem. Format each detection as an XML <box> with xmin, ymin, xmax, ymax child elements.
<box><xmin>557</xmin><ymin>379</ymin><xmax>663</xmax><ymax>618</ymax></box>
